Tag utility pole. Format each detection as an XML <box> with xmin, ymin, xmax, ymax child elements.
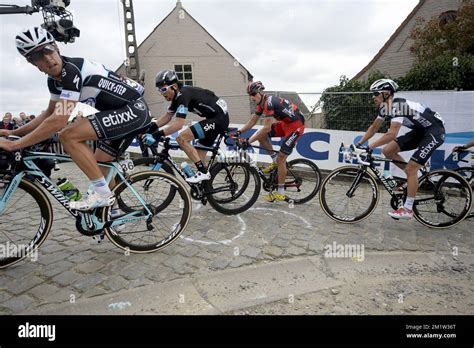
<box><xmin>120</xmin><ymin>0</ymin><xmax>144</xmax><ymax>84</ymax></box>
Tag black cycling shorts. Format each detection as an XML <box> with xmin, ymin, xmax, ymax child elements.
<box><xmin>88</xmin><ymin>98</ymin><xmax>151</xmax><ymax>157</ymax></box>
<box><xmin>396</xmin><ymin>127</ymin><xmax>445</xmax><ymax>165</ymax></box>
<box><xmin>190</xmin><ymin>113</ymin><xmax>229</xmax><ymax>147</ymax></box>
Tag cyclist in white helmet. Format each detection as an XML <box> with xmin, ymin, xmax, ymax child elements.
<box><xmin>0</xmin><ymin>27</ymin><xmax>151</xmax><ymax>211</ymax></box>
<box><xmin>357</xmin><ymin>79</ymin><xmax>445</xmax><ymax>220</ymax></box>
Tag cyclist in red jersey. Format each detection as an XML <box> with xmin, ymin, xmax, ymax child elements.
<box><xmin>236</xmin><ymin>81</ymin><xmax>305</xmax><ymax>202</ymax></box>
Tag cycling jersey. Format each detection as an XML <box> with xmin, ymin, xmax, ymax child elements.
<box><xmin>256</xmin><ymin>95</ymin><xmax>305</xmax><ymax>124</ymax></box>
<box><xmin>48</xmin><ymin>56</ymin><xmax>150</xmax><ymax>157</ymax></box>
<box><xmin>168</xmin><ymin>86</ymin><xmax>228</xmax><ymax>119</ymax></box>
<box><xmin>48</xmin><ymin>56</ymin><xmax>145</xmax><ymax>110</ymax></box>
<box><xmin>377</xmin><ymin>98</ymin><xmax>444</xmax><ymax>131</ymax></box>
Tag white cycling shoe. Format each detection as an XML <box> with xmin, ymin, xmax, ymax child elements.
<box><xmin>185</xmin><ymin>171</ymin><xmax>211</xmax><ymax>184</ymax></box>
<box><xmin>69</xmin><ymin>191</ymin><xmax>115</xmax><ymax>211</ymax></box>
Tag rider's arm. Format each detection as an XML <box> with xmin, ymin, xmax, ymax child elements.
<box><xmin>238</xmin><ymin>114</ymin><xmax>260</xmax><ymax>134</ymax></box>
<box><xmin>161</xmin><ymin>117</ymin><xmax>185</xmax><ymax>136</ymax></box>
<box><xmin>249</xmin><ymin>117</ymin><xmax>272</xmax><ymax>143</ymax></box>
<box><xmin>154</xmin><ymin>112</ymin><xmax>174</xmax><ymax>128</ymax></box>
<box><xmin>358</xmin><ymin>117</ymin><xmax>384</xmax><ymax>146</ymax></box>
<box><xmin>10</xmin><ymin>99</ymin><xmax>76</xmax><ymax>150</ymax></box>
<box><xmin>5</xmin><ymin>100</ymin><xmax>56</xmax><ymax>137</ymax></box>
<box><xmin>368</xmin><ymin>121</ymin><xmax>402</xmax><ymax>150</ymax></box>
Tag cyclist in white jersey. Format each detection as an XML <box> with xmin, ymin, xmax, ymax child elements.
<box><xmin>357</xmin><ymin>79</ymin><xmax>445</xmax><ymax>220</ymax></box>
<box><xmin>0</xmin><ymin>27</ymin><xmax>151</xmax><ymax>211</ymax></box>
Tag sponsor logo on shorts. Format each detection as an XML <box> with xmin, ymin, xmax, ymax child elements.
<box><xmin>89</xmin><ymin>118</ymin><xmax>103</xmax><ymax>138</ymax></box>
<box><xmin>203</xmin><ymin>123</ymin><xmax>215</xmax><ymax>132</ymax></box>
<box><xmin>102</xmin><ymin>108</ymin><xmax>138</xmax><ymax>128</ymax></box>
<box><xmin>134</xmin><ymin>101</ymin><xmax>146</xmax><ymax>111</ymax></box>
<box><xmin>285</xmin><ymin>131</ymin><xmax>299</xmax><ymax>147</ymax></box>
<box><xmin>419</xmin><ymin>134</ymin><xmax>440</xmax><ymax>159</ymax></box>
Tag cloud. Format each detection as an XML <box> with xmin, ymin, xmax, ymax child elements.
<box><xmin>0</xmin><ymin>0</ymin><xmax>417</xmax><ymax>113</ymax></box>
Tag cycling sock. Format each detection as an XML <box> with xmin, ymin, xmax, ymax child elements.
<box><xmin>271</xmin><ymin>153</ymin><xmax>278</xmax><ymax>163</ymax></box>
<box><xmin>91</xmin><ymin>177</ymin><xmax>111</xmax><ymax>196</ymax></box>
<box><xmin>195</xmin><ymin>160</ymin><xmax>207</xmax><ymax>174</ymax></box>
<box><xmin>404</xmin><ymin>197</ymin><xmax>415</xmax><ymax>211</ymax></box>
<box><xmin>277</xmin><ymin>184</ymin><xmax>285</xmax><ymax>195</ymax></box>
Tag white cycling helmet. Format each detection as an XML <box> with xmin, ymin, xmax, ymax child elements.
<box><xmin>370</xmin><ymin>79</ymin><xmax>399</xmax><ymax>94</ymax></box>
<box><xmin>15</xmin><ymin>26</ymin><xmax>56</xmax><ymax>58</ymax></box>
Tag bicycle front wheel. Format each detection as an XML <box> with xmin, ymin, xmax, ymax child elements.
<box><xmin>104</xmin><ymin>171</ymin><xmax>192</xmax><ymax>253</ymax></box>
<box><xmin>319</xmin><ymin>166</ymin><xmax>379</xmax><ymax>223</ymax></box>
<box><xmin>206</xmin><ymin>162</ymin><xmax>261</xmax><ymax>215</ymax></box>
<box><xmin>0</xmin><ymin>178</ymin><xmax>53</xmax><ymax>268</ymax></box>
<box><xmin>285</xmin><ymin>159</ymin><xmax>321</xmax><ymax>204</ymax></box>
<box><xmin>454</xmin><ymin>167</ymin><xmax>473</xmax><ymax>217</ymax></box>
<box><xmin>414</xmin><ymin>169</ymin><xmax>472</xmax><ymax>228</ymax></box>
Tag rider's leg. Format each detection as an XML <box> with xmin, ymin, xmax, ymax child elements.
<box><xmin>383</xmin><ymin>141</ymin><xmax>406</xmax><ymax>170</ymax></box>
<box><xmin>95</xmin><ymin>149</ymin><xmax>115</xmax><ymax>187</ymax></box>
<box><xmin>176</xmin><ymin>128</ymin><xmax>207</xmax><ymax>173</ymax></box>
<box><xmin>60</xmin><ymin>118</ymin><xmax>106</xmax><ymax>184</ymax></box>
<box><xmin>276</xmin><ymin>151</ymin><xmax>289</xmax><ymax>193</ymax></box>
<box><xmin>404</xmin><ymin>160</ymin><xmax>422</xmax><ymax>211</ymax></box>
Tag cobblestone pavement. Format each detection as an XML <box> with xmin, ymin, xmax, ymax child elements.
<box><xmin>0</xmin><ymin>163</ymin><xmax>472</xmax><ymax>314</ymax></box>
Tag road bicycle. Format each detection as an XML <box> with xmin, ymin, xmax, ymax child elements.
<box><xmin>128</xmin><ymin>132</ymin><xmax>260</xmax><ymax>215</ymax></box>
<box><xmin>231</xmin><ymin>138</ymin><xmax>321</xmax><ymax>204</ymax></box>
<box><xmin>0</xmin><ymin>136</ymin><xmax>192</xmax><ymax>269</ymax></box>
<box><xmin>452</xmin><ymin>148</ymin><xmax>473</xmax><ymax>218</ymax></box>
<box><xmin>319</xmin><ymin>144</ymin><xmax>472</xmax><ymax>228</ymax></box>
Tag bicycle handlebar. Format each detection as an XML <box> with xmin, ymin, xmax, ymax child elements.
<box><xmin>340</xmin><ymin>143</ymin><xmax>371</xmax><ymax>165</ymax></box>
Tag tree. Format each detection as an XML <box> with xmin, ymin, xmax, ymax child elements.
<box><xmin>409</xmin><ymin>2</ymin><xmax>474</xmax><ymax>62</ymax></box>
<box><xmin>320</xmin><ymin>72</ymin><xmax>389</xmax><ymax>131</ymax></box>
<box><xmin>398</xmin><ymin>2</ymin><xmax>474</xmax><ymax>90</ymax></box>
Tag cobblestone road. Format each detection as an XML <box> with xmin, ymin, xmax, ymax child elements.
<box><xmin>0</xmin><ymin>163</ymin><xmax>472</xmax><ymax>314</ymax></box>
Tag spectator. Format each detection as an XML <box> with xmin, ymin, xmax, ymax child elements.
<box><xmin>0</xmin><ymin>112</ymin><xmax>16</xmax><ymax>130</ymax></box>
<box><xmin>19</xmin><ymin>112</ymin><xmax>28</xmax><ymax>123</ymax></box>
<box><xmin>13</xmin><ymin>116</ymin><xmax>23</xmax><ymax>127</ymax></box>
<box><xmin>29</xmin><ymin>114</ymin><xmax>36</xmax><ymax>122</ymax></box>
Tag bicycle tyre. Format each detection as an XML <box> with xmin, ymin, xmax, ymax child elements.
<box><xmin>116</xmin><ymin>157</ymin><xmax>177</xmax><ymax>214</ymax></box>
<box><xmin>285</xmin><ymin>158</ymin><xmax>321</xmax><ymax>204</ymax></box>
<box><xmin>454</xmin><ymin>167</ymin><xmax>474</xmax><ymax>217</ymax></box>
<box><xmin>104</xmin><ymin>171</ymin><xmax>192</xmax><ymax>253</ymax></box>
<box><xmin>319</xmin><ymin>166</ymin><xmax>379</xmax><ymax>223</ymax></box>
<box><xmin>206</xmin><ymin>162</ymin><xmax>261</xmax><ymax>215</ymax></box>
<box><xmin>413</xmin><ymin>169</ymin><xmax>472</xmax><ymax>228</ymax></box>
<box><xmin>0</xmin><ymin>178</ymin><xmax>53</xmax><ymax>268</ymax></box>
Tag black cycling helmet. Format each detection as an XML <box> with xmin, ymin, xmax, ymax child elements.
<box><xmin>155</xmin><ymin>69</ymin><xmax>179</xmax><ymax>88</ymax></box>
<box><xmin>247</xmin><ymin>81</ymin><xmax>265</xmax><ymax>95</ymax></box>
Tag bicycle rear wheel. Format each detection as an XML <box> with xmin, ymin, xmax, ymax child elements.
<box><xmin>285</xmin><ymin>159</ymin><xmax>321</xmax><ymax>204</ymax></box>
<box><xmin>206</xmin><ymin>162</ymin><xmax>261</xmax><ymax>215</ymax></box>
<box><xmin>104</xmin><ymin>171</ymin><xmax>192</xmax><ymax>253</ymax></box>
<box><xmin>0</xmin><ymin>178</ymin><xmax>53</xmax><ymax>268</ymax></box>
<box><xmin>454</xmin><ymin>167</ymin><xmax>473</xmax><ymax>217</ymax></box>
<box><xmin>413</xmin><ymin>169</ymin><xmax>472</xmax><ymax>228</ymax></box>
<box><xmin>319</xmin><ymin>166</ymin><xmax>379</xmax><ymax>223</ymax></box>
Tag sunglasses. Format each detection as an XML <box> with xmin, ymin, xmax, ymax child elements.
<box><xmin>372</xmin><ymin>91</ymin><xmax>383</xmax><ymax>97</ymax></box>
<box><xmin>158</xmin><ymin>85</ymin><xmax>172</xmax><ymax>94</ymax></box>
<box><xmin>27</xmin><ymin>44</ymin><xmax>56</xmax><ymax>62</ymax></box>
<box><xmin>249</xmin><ymin>92</ymin><xmax>258</xmax><ymax>97</ymax></box>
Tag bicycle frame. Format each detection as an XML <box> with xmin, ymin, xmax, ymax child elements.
<box><xmin>0</xmin><ymin>150</ymin><xmax>153</xmax><ymax>233</ymax></box>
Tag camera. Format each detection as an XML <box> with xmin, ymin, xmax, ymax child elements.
<box><xmin>33</xmin><ymin>0</ymin><xmax>80</xmax><ymax>43</ymax></box>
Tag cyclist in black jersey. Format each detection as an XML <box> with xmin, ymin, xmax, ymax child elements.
<box><xmin>357</xmin><ymin>79</ymin><xmax>446</xmax><ymax>220</ymax></box>
<box><xmin>0</xmin><ymin>27</ymin><xmax>151</xmax><ymax>211</ymax></box>
<box><xmin>142</xmin><ymin>69</ymin><xmax>230</xmax><ymax>183</ymax></box>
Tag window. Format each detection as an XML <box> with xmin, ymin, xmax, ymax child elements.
<box><xmin>174</xmin><ymin>64</ymin><xmax>194</xmax><ymax>86</ymax></box>
<box><xmin>438</xmin><ymin>10</ymin><xmax>457</xmax><ymax>28</ymax></box>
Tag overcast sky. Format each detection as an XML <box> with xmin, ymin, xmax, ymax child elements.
<box><xmin>0</xmin><ymin>0</ymin><xmax>418</xmax><ymax>114</ymax></box>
